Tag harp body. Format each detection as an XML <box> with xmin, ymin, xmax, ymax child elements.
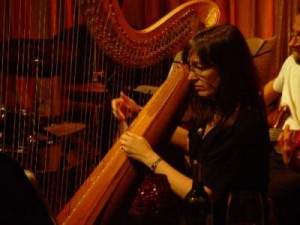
<box><xmin>57</xmin><ymin>0</ymin><xmax>219</xmax><ymax>224</ymax></box>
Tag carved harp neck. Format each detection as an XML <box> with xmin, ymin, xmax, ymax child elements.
<box><xmin>80</xmin><ymin>0</ymin><xmax>220</xmax><ymax>67</ymax></box>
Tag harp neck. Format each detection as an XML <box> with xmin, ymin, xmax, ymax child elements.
<box><xmin>80</xmin><ymin>0</ymin><xmax>219</xmax><ymax>67</ymax></box>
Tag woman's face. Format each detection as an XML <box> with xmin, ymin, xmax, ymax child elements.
<box><xmin>188</xmin><ymin>54</ymin><xmax>220</xmax><ymax>99</ymax></box>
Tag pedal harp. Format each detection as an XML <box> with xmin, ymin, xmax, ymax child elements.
<box><xmin>57</xmin><ymin>0</ymin><xmax>219</xmax><ymax>224</ymax></box>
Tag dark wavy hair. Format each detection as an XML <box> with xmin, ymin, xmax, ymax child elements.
<box><xmin>182</xmin><ymin>24</ymin><xmax>265</xmax><ymax>126</ymax></box>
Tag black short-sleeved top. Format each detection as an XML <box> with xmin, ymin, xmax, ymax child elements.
<box><xmin>188</xmin><ymin>109</ymin><xmax>271</xmax><ymax>225</ymax></box>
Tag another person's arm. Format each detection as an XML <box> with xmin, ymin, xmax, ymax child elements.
<box><xmin>263</xmin><ymin>79</ymin><xmax>281</xmax><ymax>107</ymax></box>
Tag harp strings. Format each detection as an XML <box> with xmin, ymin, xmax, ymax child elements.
<box><xmin>0</xmin><ymin>0</ymin><xmax>219</xmax><ymax>219</ymax></box>
<box><xmin>0</xmin><ymin>0</ymin><xmax>175</xmax><ymax>214</ymax></box>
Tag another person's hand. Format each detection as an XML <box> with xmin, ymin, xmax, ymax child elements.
<box><xmin>119</xmin><ymin>131</ymin><xmax>159</xmax><ymax>168</ymax></box>
<box><xmin>278</xmin><ymin>125</ymin><xmax>297</xmax><ymax>166</ymax></box>
<box><xmin>111</xmin><ymin>91</ymin><xmax>141</xmax><ymax>121</ymax></box>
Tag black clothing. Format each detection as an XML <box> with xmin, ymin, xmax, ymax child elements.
<box><xmin>0</xmin><ymin>153</ymin><xmax>56</xmax><ymax>225</ymax></box>
<box><xmin>269</xmin><ymin>152</ymin><xmax>300</xmax><ymax>225</ymax></box>
<box><xmin>189</xmin><ymin>109</ymin><xmax>271</xmax><ymax>225</ymax></box>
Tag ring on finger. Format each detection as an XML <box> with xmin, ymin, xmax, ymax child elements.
<box><xmin>120</xmin><ymin>146</ymin><xmax>125</xmax><ymax>152</ymax></box>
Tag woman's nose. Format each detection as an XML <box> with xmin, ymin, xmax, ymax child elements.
<box><xmin>188</xmin><ymin>70</ymin><xmax>197</xmax><ymax>80</ymax></box>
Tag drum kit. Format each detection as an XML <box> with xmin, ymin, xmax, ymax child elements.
<box><xmin>0</xmin><ymin>103</ymin><xmax>86</xmax><ymax>173</ymax></box>
<box><xmin>0</xmin><ymin>107</ymin><xmax>34</xmax><ymax>152</ymax></box>
<box><xmin>0</xmin><ymin>65</ymin><xmax>107</xmax><ymax>174</ymax></box>
<box><xmin>0</xmin><ymin>38</ymin><xmax>104</xmax><ymax>173</ymax></box>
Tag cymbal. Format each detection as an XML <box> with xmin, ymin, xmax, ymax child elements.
<box><xmin>43</xmin><ymin>122</ymin><xmax>85</xmax><ymax>137</ymax></box>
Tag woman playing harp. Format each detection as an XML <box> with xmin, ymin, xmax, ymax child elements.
<box><xmin>57</xmin><ymin>1</ymin><xmax>221</xmax><ymax>224</ymax></box>
<box><xmin>115</xmin><ymin>24</ymin><xmax>271</xmax><ymax>225</ymax></box>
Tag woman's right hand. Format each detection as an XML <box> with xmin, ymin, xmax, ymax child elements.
<box><xmin>120</xmin><ymin>131</ymin><xmax>158</xmax><ymax>167</ymax></box>
<box><xmin>111</xmin><ymin>91</ymin><xmax>141</xmax><ymax>121</ymax></box>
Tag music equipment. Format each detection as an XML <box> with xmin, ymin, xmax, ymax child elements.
<box><xmin>270</xmin><ymin>128</ymin><xmax>300</xmax><ymax>151</ymax></box>
<box><xmin>1</xmin><ymin>0</ymin><xmax>219</xmax><ymax>223</ymax></box>
<box><xmin>0</xmin><ymin>108</ymin><xmax>33</xmax><ymax>151</ymax></box>
<box><xmin>57</xmin><ymin>0</ymin><xmax>219</xmax><ymax>224</ymax></box>
<box><xmin>269</xmin><ymin>105</ymin><xmax>300</xmax><ymax>148</ymax></box>
<box><xmin>269</xmin><ymin>105</ymin><xmax>300</xmax><ymax>172</ymax></box>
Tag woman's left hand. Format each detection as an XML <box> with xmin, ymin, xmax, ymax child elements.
<box><xmin>119</xmin><ymin>131</ymin><xmax>159</xmax><ymax>168</ymax></box>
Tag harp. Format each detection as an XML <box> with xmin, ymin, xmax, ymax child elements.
<box><xmin>0</xmin><ymin>0</ymin><xmax>219</xmax><ymax>224</ymax></box>
<box><xmin>57</xmin><ymin>0</ymin><xmax>219</xmax><ymax>224</ymax></box>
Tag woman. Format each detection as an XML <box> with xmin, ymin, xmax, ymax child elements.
<box><xmin>113</xmin><ymin>24</ymin><xmax>271</xmax><ymax>225</ymax></box>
